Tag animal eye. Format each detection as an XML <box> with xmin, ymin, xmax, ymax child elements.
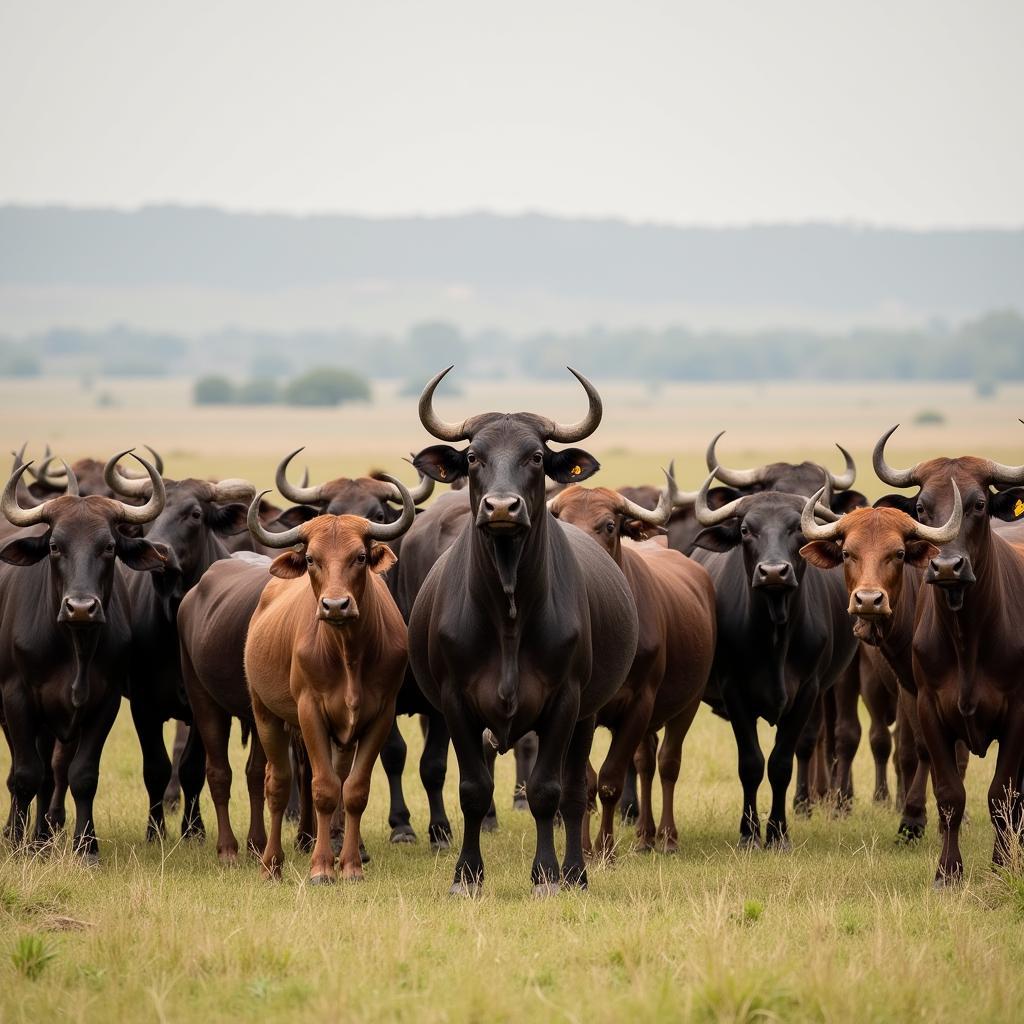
<box><xmin>974</xmin><ymin>499</ymin><xmax>986</xmax><ymax>513</ymax></box>
<box><xmin>191</xmin><ymin>508</ymin><xmax>202</xmax><ymax>520</ymax></box>
<box><xmin>375</xmin><ymin>512</ymin><xmax>385</xmax><ymax>522</ymax></box>
<box><xmin>105</xmin><ymin>542</ymin><xmax>115</xmax><ymax>555</ymax></box>
<box><xmin>49</xmin><ymin>543</ymin><xmax>60</xmax><ymax>557</ymax></box>
<box><xmin>605</xmin><ymin>522</ymin><xmax>615</xmax><ymax>534</ymax></box>
<box><xmin>531</xmin><ymin>451</ymin><xmax>543</xmax><ymax>465</ymax></box>
<box><xmin>740</xmin><ymin>525</ymin><xmax>750</xmax><ymax>537</ymax></box>
<box><xmin>305</xmin><ymin>554</ymin><xmax>314</xmax><ymax>566</ymax></box>
<box><xmin>356</xmin><ymin>551</ymin><xmax>367</xmax><ymax>564</ymax></box>
<box><xmin>895</xmin><ymin>550</ymin><xmax>905</xmax><ymax>560</ymax></box>
<box><xmin>842</xmin><ymin>550</ymin><xmax>851</xmax><ymax>560</ymax></box>
<box><xmin>916</xmin><ymin>503</ymin><xmax>925</xmax><ymax>518</ymax></box>
<box><xmin>466</xmin><ymin>451</ymin><xmax>477</xmax><ymax>465</ymax></box>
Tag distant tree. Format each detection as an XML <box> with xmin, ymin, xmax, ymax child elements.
<box><xmin>236</xmin><ymin>377</ymin><xmax>279</xmax><ymax>405</ymax></box>
<box><xmin>194</xmin><ymin>375</ymin><xmax>235</xmax><ymax>405</ymax></box>
<box><xmin>0</xmin><ymin>352</ymin><xmax>41</xmax><ymax>377</ymax></box>
<box><xmin>283</xmin><ymin>367</ymin><xmax>371</xmax><ymax>407</ymax></box>
<box><xmin>405</xmin><ymin>322</ymin><xmax>468</xmax><ymax>376</ymax></box>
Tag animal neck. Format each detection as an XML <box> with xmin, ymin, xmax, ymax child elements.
<box><xmin>470</xmin><ymin>503</ymin><xmax>549</xmax><ymax>622</ymax></box>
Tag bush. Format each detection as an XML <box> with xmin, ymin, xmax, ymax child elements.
<box><xmin>236</xmin><ymin>377</ymin><xmax>279</xmax><ymax>405</ymax></box>
<box><xmin>0</xmin><ymin>352</ymin><xmax>41</xmax><ymax>377</ymax></box>
<box><xmin>914</xmin><ymin>409</ymin><xmax>946</xmax><ymax>426</ymax></box>
<box><xmin>194</xmin><ymin>375</ymin><xmax>235</xmax><ymax>405</ymax></box>
<box><xmin>283</xmin><ymin>367</ymin><xmax>370</xmax><ymax>407</ymax></box>
<box><xmin>11</xmin><ymin>935</ymin><xmax>56</xmax><ymax>980</ymax></box>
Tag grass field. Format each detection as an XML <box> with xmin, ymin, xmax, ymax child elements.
<box><xmin>2</xmin><ymin>376</ymin><xmax>1024</xmax><ymax>1023</ymax></box>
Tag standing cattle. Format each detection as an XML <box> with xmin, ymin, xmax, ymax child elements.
<box><xmin>690</xmin><ymin>475</ymin><xmax>858</xmax><ymax>848</ymax></box>
<box><xmin>103</xmin><ymin>457</ymin><xmax>256</xmax><ymax>841</ymax></box>
<box><xmin>408</xmin><ymin>367</ymin><xmax>639</xmax><ymax>896</ymax></box>
<box><xmin>548</xmin><ymin>477</ymin><xmax>716</xmax><ymax>856</ymax></box>
<box><xmin>873</xmin><ymin>427</ymin><xmax>1024</xmax><ymax>885</ymax></box>
<box><xmin>0</xmin><ymin>454</ymin><xmax>167</xmax><ymax>861</ymax></box>
<box><xmin>243</xmin><ymin>477</ymin><xmax>415</xmax><ymax>883</ymax></box>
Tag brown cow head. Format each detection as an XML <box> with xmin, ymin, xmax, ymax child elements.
<box><xmin>798</xmin><ymin>484</ymin><xmax>963</xmax><ymax>641</ymax></box>
<box><xmin>248</xmin><ymin>471</ymin><xmax>415</xmax><ymax>626</ymax></box>
<box><xmin>873</xmin><ymin>425</ymin><xmax>1024</xmax><ymax>610</ymax></box>
<box><xmin>548</xmin><ymin>469</ymin><xmax>677</xmax><ymax>560</ymax></box>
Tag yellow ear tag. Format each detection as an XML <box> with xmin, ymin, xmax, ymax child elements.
<box><xmin>571</xmin><ymin>465</ymin><xmax>582</xmax><ymax>476</ymax></box>
<box><xmin>1014</xmin><ymin>498</ymin><xmax>1024</xmax><ymax>518</ymax></box>
<box><xmin>439</xmin><ymin>466</ymin><xmax>446</xmax><ymax>480</ymax></box>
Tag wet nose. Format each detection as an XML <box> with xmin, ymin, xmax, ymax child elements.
<box><xmin>61</xmin><ymin>596</ymin><xmax>101</xmax><ymax>623</ymax></box>
<box><xmin>482</xmin><ymin>495</ymin><xmax>521</xmax><ymax>519</ymax></box>
<box><xmin>929</xmin><ymin>555</ymin><xmax>966</xmax><ymax>582</ymax></box>
<box><xmin>320</xmin><ymin>596</ymin><xmax>352</xmax><ymax>619</ymax></box>
<box><xmin>853</xmin><ymin>588</ymin><xmax>886</xmax><ymax>613</ymax></box>
<box><xmin>755</xmin><ymin>562</ymin><xmax>792</xmax><ymax>587</ymax></box>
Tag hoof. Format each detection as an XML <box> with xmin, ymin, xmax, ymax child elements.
<box><xmin>430</xmin><ymin>836</ymin><xmax>451</xmax><ymax>852</ymax></box>
<box><xmin>897</xmin><ymin>822</ymin><xmax>925</xmax><ymax>844</ymax></box>
<box><xmin>308</xmin><ymin>873</ymin><xmax>335</xmax><ymax>887</ymax></box>
<box><xmin>218</xmin><ymin>848</ymin><xmax>239</xmax><ymax>866</ymax></box>
<box><xmin>512</xmin><ymin>797</ymin><xmax>530</xmax><ymax>812</ymax></box>
<box><xmin>449</xmin><ymin>880</ymin><xmax>482</xmax><ymax>899</ymax></box>
<box><xmin>481</xmin><ymin>817</ymin><xmax>498</xmax><ymax>834</ymax></box>
<box><xmin>531</xmin><ymin>881</ymin><xmax>560</xmax><ymax>899</ymax></box>
<box><xmin>737</xmin><ymin>833</ymin><xmax>762</xmax><ymax>851</ymax></box>
<box><xmin>389</xmin><ymin>826</ymin><xmax>417</xmax><ymax>844</ymax></box>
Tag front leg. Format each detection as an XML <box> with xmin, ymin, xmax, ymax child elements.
<box><xmin>443</xmin><ymin>694</ymin><xmax>493</xmax><ymax>897</ymax></box>
<box><xmin>380</xmin><ymin>717</ymin><xmax>415</xmax><ymax>842</ymax></box>
<box><xmin>560</xmin><ymin>713</ymin><xmax>595</xmax><ymax>888</ymax></box>
<box><xmin>595</xmin><ymin>699</ymin><xmax>653</xmax><ymax>861</ymax></box>
<box><xmin>67</xmin><ymin>688</ymin><xmax>121</xmax><ymax>863</ymax></box>
<box><xmin>420</xmin><ymin>710</ymin><xmax>453</xmax><ymax>849</ymax></box>
<box><xmin>724</xmin><ymin>690</ymin><xmax>765</xmax><ymax>848</ymax></box>
<box><xmin>129</xmin><ymin>700</ymin><xmax>172</xmax><ymax>841</ymax></box>
<box><xmin>178</xmin><ymin>722</ymin><xmax>206</xmax><ymax>840</ymax></box>
<box><xmin>296</xmin><ymin>698</ymin><xmax>342</xmax><ymax>884</ymax></box>
<box><xmin>656</xmin><ymin>702</ymin><xmax>700</xmax><ymax>853</ymax></box>
<box><xmin>513</xmin><ymin>733</ymin><xmax>538</xmax><ymax>811</ymax></box>
<box><xmin>766</xmin><ymin>682</ymin><xmax>819</xmax><ymax>848</ymax></box>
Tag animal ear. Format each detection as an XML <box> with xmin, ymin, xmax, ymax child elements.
<box><xmin>874</xmin><ymin>493</ymin><xmax>918</xmax><ymax>517</ymax></box>
<box><xmin>905</xmin><ymin>539</ymin><xmax>939</xmax><ymax>568</ymax></box>
<box><xmin>413</xmin><ymin>445</ymin><xmax>469</xmax><ymax>484</ymax></box>
<box><xmin>692</xmin><ymin>523</ymin><xmax>741</xmax><ymax>552</ymax></box>
<box><xmin>706</xmin><ymin>486</ymin><xmax>743</xmax><ymax>510</ymax></box>
<box><xmin>0</xmin><ymin>533</ymin><xmax>50</xmax><ymax>566</ymax></box>
<box><xmin>270</xmin><ymin>550</ymin><xmax>306</xmax><ymax>579</ymax></box>
<box><xmin>273</xmin><ymin>505</ymin><xmax>320</xmax><ymax>529</ymax></box>
<box><xmin>209</xmin><ymin>502</ymin><xmax>249</xmax><ymax>536</ymax></box>
<box><xmin>989</xmin><ymin>487</ymin><xmax>1024</xmax><ymax>522</ymax></box>
<box><xmin>831</xmin><ymin>490</ymin><xmax>869</xmax><ymax>514</ymax></box>
<box><xmin>621</xmin><ymin>519</ymin><xmax>667</xmax><ymax>541</ymax></box>
<box><xmin>369</xmin><ymin>543</ymin><xmax>397</xmax><ymax>575</ymax></box>
<box><xmin>116</xmin><ymin>537</ymin><xmax>170</xmax><ymax>573</ymax></box>
<box><xmin>545</xmin><ymin>447</ymin><xmax>600</xmax><ymax>484</ymax></box>
<box><xmin>799</xmin><ymin>540</ymin><xmax>843</xmax><ymax>569</ymax></box>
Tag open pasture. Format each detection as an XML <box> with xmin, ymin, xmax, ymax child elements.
<box><xmin>2</xmin><ymin>375</ymin><xmax>1024</xmax><ymax>1023</ymax></box>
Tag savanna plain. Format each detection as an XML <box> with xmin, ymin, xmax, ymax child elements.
<box><xmin>2</xmin><ymin>376</ymin><xmax>1024</xmax><ymax>1024</ymax></box>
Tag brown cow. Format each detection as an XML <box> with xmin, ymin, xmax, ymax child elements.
<box><xmin>243</xmin><ymin>476</ymin><xmax>415</xmax><ymax>884</ymax></box>
<box><xmin>871</xmin><ymin>428</ymin><xmax>1024</xmax><ymax>885</ymax></box>
<box><xmin>548</xmin><ymin>476</ymin><xmax>716</xmax><ymax>857</ymax></box>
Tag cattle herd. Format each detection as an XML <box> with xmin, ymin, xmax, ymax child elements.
<box><xmin>1</xmin><ymin>370</ymin><xmax>1023</xmax><ymax>896</ymax></box>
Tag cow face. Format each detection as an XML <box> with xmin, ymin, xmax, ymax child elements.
<box><xmin>1</xmin><ymin>497</ymin><xmax>168</xmax><ymax>627</ymax></box>
<box><xmin>268</xmin><ymin>516</ymin><xmax>397</xmax><ymax>625</ymax></box>
<box><xmin>799</xmin><ymin>506</ymin><xmax>939</xmax><ymax>629</ymax></box>
<box><xmin>549</xmin><ymin>485</ymin><xmax>666</xmax><ymax>560</ymax></box>
<box><xmin>693</xmin><ymin>493</ymin><xmax>809</xmax><ymax>623</ymax></box>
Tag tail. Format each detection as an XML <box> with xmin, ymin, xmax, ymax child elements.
<box><xmin>241</xmin><ymin>721</ymin><xmax>251</xmax><ymax>747</ymax></box>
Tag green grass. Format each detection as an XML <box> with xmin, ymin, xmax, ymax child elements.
<box><xmin>2</xmin><ymin>707</ymin><xmax>1023</xmax><ymax>1023</ymax></box>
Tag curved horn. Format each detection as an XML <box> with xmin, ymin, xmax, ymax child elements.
<box><xmin>248</xmin><ymin>490</ymin><xmax>305</xmax><ymax>548</ymax></box>
<box><xmin>1</xmin><ymin>462</ymin><xmax>52</xmax><ymax>528</ymax></box>
<box><xmin>872</xmin><ymin>425</ymin><xmax>917</xmax><ymax>488</ymax></box>
<box><xmin>705</xmin><ymin>431</ymin><xmax>767</xmax><ymax>488</ymax></box>
<box><xmin>61</xmin><ymin>460</ymin><xmax>79</xmax><ymax>497</ymax></box>
<box><xmin>144</xmin><ymin>445</ymin><xmax>164</xmax><ymax>476</ymax></box>
<box><xmin>210</xmin><ymin>478</ymin><xmax>257</xmax><ymax>504</ymax></box>
<box><xmin>545</xmin><ymin>367</ymin><xmax>603</xmax><ymax>443</ymax></box>
<box><xmin>366</xmin><ymin>474</ymin><xmax>415</xmax><ymax>542</ymax></box>
<box><xmin>619</xmin><ymin>467</ymin><xmax>677</xmax><ymax>526</ymax></box>
<box><xmin>112</xmin><ymin>452</ymin><xmax>165</xmax><ymax>525</ymax></box>
<box><xmin>28</xmin><ymin>452</ymin><xmax>69</xmax><ymax>492</ymax></box>
<box><xmin>390</xmin><ymin>459</ymin><xmax>435</xmax><ymax>505</ymax></box>
<box><xmin>664</xmin><ymin>459</ymin><xmax>699</xmax><ymax>508</ymax></box>
<box><xmin>104</xmin><ymin>450</ymin><xmax>154</xmax><ymax>499</ymax></box>
<box><xmin>913</xmin><ymin>481</ymin><xmax>963</xmax><ymax>545</ymax></box>
<box><xmin>418</xmin><ymin>366</ymin><xmax>468</xmax><ymax>442</ymax></box>
<box><xmin>694</xmin><ymin>472</ymin><xmax>747</xmax><ymax>526</ymax></box>
<box><xmin>800</xmin><ymin>487</ymin><xmax>846</xmax><ymax>542</ymax></box>
<box><xmin>827</xmin><ymin>444</ymin><xmax>857</xmax><ymax>491</ymax></box>
<box><xmin>275</xmin><ymin>448</ymin><xmax>327</xmax><ymax>505</ymax></box>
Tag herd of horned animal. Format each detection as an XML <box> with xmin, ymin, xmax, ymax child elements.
<box><xmin>1</xmin><ymin>372</ymin><xmax>1023</xmax><ymax>894</ymax></box>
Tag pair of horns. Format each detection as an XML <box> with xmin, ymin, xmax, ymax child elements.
<box><xmin>419</xmin><ymin>366</ymin><xmax>602</xmax><ymax>443</ymax></box>
<box><xmin>2</xmin><ymin>451</ymin><xmax>165</xmax><ymax>528</ymax></box>
<box><xmin>874</xmin><ymin>423</ymin><xmax>1024</xmax><ymax>488</ymax></box>
<box><xmin>800</xmin><ymin>482</ymin><xmax>963</xmax><ymax>545</ymax></box>
<box><xmin>275</xmin><ymin>449</ymin><xmax>434</xmax><ymax>507</ymax></box>
<box><xmin>248</xmin><ymin>474</ymin><xmax>415</xmax><ymax>547</ymax></box>
<box><xmin>104</xmin><ymin>455</ymin><xmax>254</xmax><ymax>505</ymax></box>
<box><xmin>694</xmin><ymin>471</ymin><xmax>839</xmax><ymax>527</ymax></box>
<box><xmin>706</xmin><ymin>432</ymin><xmax>857</xmax><ymax>491</ymax></box>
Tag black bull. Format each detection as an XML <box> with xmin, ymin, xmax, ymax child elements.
<box><xmin>409</xmin><ymin>368</ymin><xmax>639</xmax><ymax>895</ymax></box>
<box><xmin>690</xmin><ymin>483</ymin><xmax>858</xmax><ymax>848</ymax></box>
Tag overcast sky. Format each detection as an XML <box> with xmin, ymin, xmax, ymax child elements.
<box><xmin>1</xmin><ymin>1</ymin><xmax>1021</xmax><ymax>227</ymax></box>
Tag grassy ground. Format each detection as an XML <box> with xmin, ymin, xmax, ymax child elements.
<box><xmin>1</xmin><ymin>707</ymin><xmax>1023</xmax><ymax>1023</ymax></box>
<box><xmin>2</xmin><ymin>378</ymin><xmax>1023</xmax><ymax>1022</ymax></box>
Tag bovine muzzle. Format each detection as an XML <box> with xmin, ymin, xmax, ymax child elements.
<box><xmin>752</xmin><ymin>561</ymin><xmax>796</xmax><ymax>590</ymax></box>
<box><xmin>477</xmin><ymin>493</ymin><xmax>530</xmax><ymax>532</ymax></box>
<box><xmin>849</xmin><ymin>588</ymin><xmax>891</xmax><ymax>617</ymax></box>
<box><xmin>925</xmin><ymin>554</ymin><xmax>976</xmax><ymax>588</ymax></box>
<box><xmin>319</xmin><ymin>596</ymin><xmax>358</xmax><ymax>624</ymax></box>
<box><xmin>59</xmin><ymin>595</ymin><xmax>104</xmax><ymax>625</ymax></box>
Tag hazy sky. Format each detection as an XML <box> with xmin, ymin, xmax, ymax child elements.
<box><xmin>1</xmin><ymin>1</ymin><xmax>1021</xmax><ymax>227</ymax></box>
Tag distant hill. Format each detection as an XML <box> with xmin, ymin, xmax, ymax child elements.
<box><xmin>1</xmin><ymin>206</ymin><xmax>1022</xmax><ymax>333</ymax></box>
